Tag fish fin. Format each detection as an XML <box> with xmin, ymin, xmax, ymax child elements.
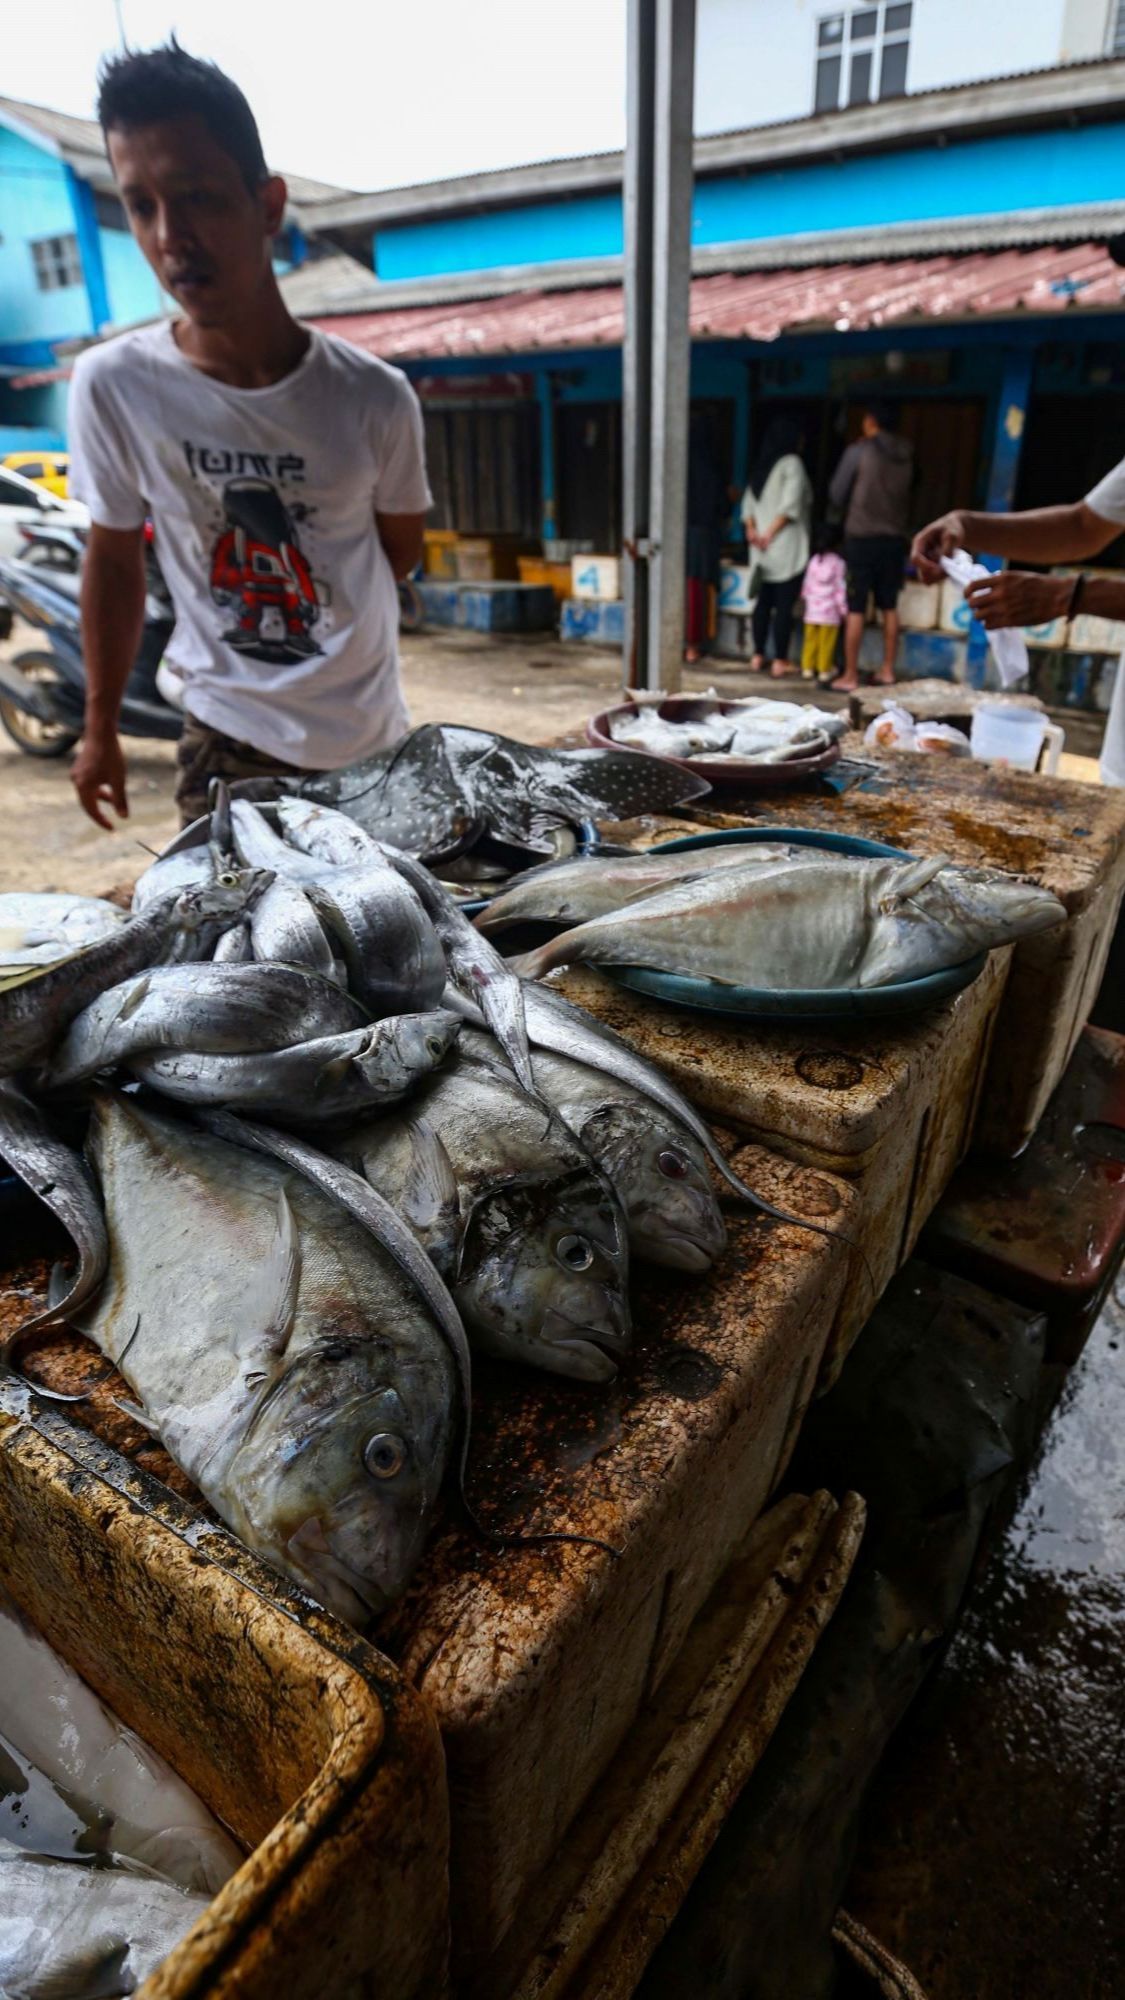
<box><xmin>259</xmin><ymin>1183</ymin><xmax>302</xmax><ymax>1359</ymax></box>
<box><xmin>314</xmin><ymin>1052</ymin><xmax>355</xmax><ymax>1093</ymax></box>
<box><xmin>401</xmin><ymin>1120</ymin><xmax>460</xmax><ymax>1242</ymax></box>
<box><xmin>114</xmin><ymin>973</ymin><xmax>152</xmax><ymax>1022</ymax></box>
<box><xmin>878</xmin><ymin>853</ymin><xmax>947</xmax><ymax>912</ymax></box>
<box><xmin>113</xmin><ymin>1396</ymin><xmax>162</xmax><ymax>1434</ymax></box>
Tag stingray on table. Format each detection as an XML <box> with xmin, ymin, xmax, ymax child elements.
<box><xmin>232</xmin><ymin>724</ymin><xmax>711</xmax><ymax>874</ymax></box>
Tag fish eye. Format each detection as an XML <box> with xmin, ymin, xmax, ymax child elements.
<box><xmin>425</xmin><ymin>1035</ymin><xmax>447</xmax><ymax>1058</ymax></box>
<box><xmin>556</xmin><ymin>1232</ymin><xmax>594</xmax><ymax>1272</ymax></box>
<box><xmin>364</xmin><ymin>1432</ymin><xmax>407</xmax><ymax>1480</ymax></box>
<box><xmin>323</xmin><ymin>1341</ymin><xmax>353</xmax><ymax>1362</ymax></box>
<box><xmin>658</xmin><ymin>1148</ymin><xmax>690</xmax><ymax>1180</ymax></box>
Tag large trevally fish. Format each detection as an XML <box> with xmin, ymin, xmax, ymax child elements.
<box><xmin>517</xmin><ymin>852</ymin><xmax>1067</xmax><ymax>990</ymax></box>
<box><xmin>474</xmin><ymin>843</ymin><xmax>802</xmax><ymax>936</ymax></box>
<box><xmin>79</xmin><ymin>1096</ymin><xmax>458</xmax><ymax>1625</ymax></box>
<box><xmin>456</xmin><ymin>1026</ymin><xmax>726</xmax><ymax>1272</ymax></box>
<box><xmin>336</xmin><ymin>1052</ymin><xmax>632</xmax><ymax>1383</ymax></box>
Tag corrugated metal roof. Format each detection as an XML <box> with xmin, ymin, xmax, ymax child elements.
<box><xmin>0</xmin><ymin>93</ymin><xmax>353</xmax><ymax>205</ymax></box>
<box><xmin>311</xmin><ymin>244</ymin><xmax>1125</xmax><ymax>360</ymax></box>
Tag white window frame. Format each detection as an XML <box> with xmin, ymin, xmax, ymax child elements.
<box><xmin>815</xmin><ymin>3</ymin><xmax>912</xmax><ymax>114</ymax></box>
<box><xmin>30</xmin><ymin>233</ymin><xmax>83</xmax><ymax>293</ymax></box>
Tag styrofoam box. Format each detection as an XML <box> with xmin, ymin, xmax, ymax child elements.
<box><xmin>1023</xmin><ymin>616</ymin><xmax>1069</xmax><ymax>650</ymax></box>
<box><xmin>719</xmin><ymin>562</ymin><xmax>758</xmax><ymax>613</ymax></box>
<box><xmin>571</xmin><ymin>555</ymin><xmax>622</xmax><ymax>601</ymax></box>
<box><xmin>897</xmin><ymin>580</ymin><xmax>939</xmax><ymax>631</ymax></box>
<box><xmin>938</xmin><ymin>578</ymin><xmax>973</xmax><ymax>637</ymax></box>
<box><xmin>1069</xmin><ymin>612</ymin><xmax>1125</xmax><ymax>656</ymax></box>
<box><xmin>940</xmin><ymin>579</ymin><xmax>1069</xmax><ymax>649</ymax></box>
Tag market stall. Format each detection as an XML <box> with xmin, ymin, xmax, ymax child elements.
<box><xmin>1</xmin><ymin>712</ymin><xmax>1122</xmax><ymax>1996</ymax></box>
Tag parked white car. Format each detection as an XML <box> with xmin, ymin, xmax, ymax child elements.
<box><xmin>0</xmin><ymin>463</ymin><xmax>88</xmax><ymax>564</ymax></box>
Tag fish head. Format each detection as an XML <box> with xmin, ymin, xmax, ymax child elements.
<box><xmin>577</xmin><ymin>1102</ymin><xmax>727</xmax><ymax>1272</ymax></box>
<box><xmin>456</xmin><ymin>1166</ymin><xmax>631</xmax><ymax>1382</ymax></box>
<box><xmin>864</xmin><ymin>859</ymin><xmax>1067</xmax><ymax>984</ymax></box>
<box><xmin>359</xmin><ymin>1011</ymin><xmax>463</xmax><ymax>1096</ymax></box>
<box><xmin>228</xmin><ymin>1332</ymin><xmax>455</xmax><ymax>1624</ymax></box>
<box><xmin>169</xmin><ymin>867</ymin><xmax>275</xmax><ymax>958</ymax></box>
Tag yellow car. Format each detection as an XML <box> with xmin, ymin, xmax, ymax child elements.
<box><xmin>2</xmin><ymin>451</ymin><xmax>69</xmax><ymax>499</ymax></box>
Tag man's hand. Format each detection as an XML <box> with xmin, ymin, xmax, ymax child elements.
<box><xmin>71</xmin><ymin>730</ymin><xmax>129</xmax><ymax>831</ymax></box>
<box><xmin>910</xmin><ymin>510</ymin><xmax>970</xmax><ymax>582</ymax></box>
<box><xmin>964</xmin><ymin>570</ymin><xmax>1071</xmax><ymax>631</ymax></box>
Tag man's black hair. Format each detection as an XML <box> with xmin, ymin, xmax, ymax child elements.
<box><xmin>97</xmin><ymin>39</ymin><xmax>268</xmax><ymax>192</ymax></box>
<box><xmin>864</xmin><ymin>397</ymin><xmax>898</xmax><ymax>433</ymax></box>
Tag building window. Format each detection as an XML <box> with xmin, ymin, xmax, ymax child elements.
<box><xmin>1113</xmin><ymin>0</ymin><xmax>1125</xmax><ymax>56</ymax></box>
<box><xmin>30</xmin><ymin>234</ymin><xmax>83</xmax><ymax>291</ymax></box>
<box><xmin>815</xmin><ymin>2</ymin><xmax>911</xmax><ymax>112</ymax></box>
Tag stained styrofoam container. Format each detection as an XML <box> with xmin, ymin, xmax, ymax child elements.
<box><xmin>719</xmin><ymin>562</ymin><xmax>758</xmax><ymax>613</ymax></box>
<box><xmin>1069</xmin><ymin>611</ymin><xmax>1125</xmax><ymax>655</ymax></box>
<box><xmin>571</xmin><ymin>554</ymin><xmax>622</xmax><ymax>601</ymax></box>
<box><xmin>561</xmin><ymin>597</ymin><xmax>625</xmax><ymax>645</ymax></box>
<box><xmin>938</xmin><ymin>578</ymin><xmax>973</xmax><ymax>637</ymax></box>
<box><xmin>897</xmin><ymin>581</ymin><xmax>939</xmax><ymax>631</ymax></box>
<box><xmin>1023</xmin><ymin>615</ymin><xmax>1069</xmax><ymax>649</ymax></box>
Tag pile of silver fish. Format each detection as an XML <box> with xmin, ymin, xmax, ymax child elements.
<box><xmin>608</xmin><ymin>697</ymin><xmax>848</xmax><ymax>765</ymax></box>
<box><xmin>231</xmin><ymin>720</ymin><xmax>712</xmax><ymax>882</ymax></box>
<box><xmin>0</xmin><ymin>785</ymin><xmax>801</xmax><ymax>1634</ymax></box>
<box><xmin>0</xmin><ymin>1585</ymin><xmax>238</xmax><ymax>1999</ymax></box>
<box><xmin>488</xmin><ymin>845</ymin><xmax>1067</xmax><ymax>989</ymax></box>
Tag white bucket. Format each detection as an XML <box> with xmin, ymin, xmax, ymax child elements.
<box><xmin>969</xmin><ymin>702</ymin><xmax>1064</xmax><ymax>774</ymax></box>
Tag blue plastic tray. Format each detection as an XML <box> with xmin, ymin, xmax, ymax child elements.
<box><xmin>600</xmin><ymin>826</ymin><xmax>988</xmax><ymax>1022</ymax></box>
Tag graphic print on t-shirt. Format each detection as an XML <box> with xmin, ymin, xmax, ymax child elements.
<box><xmin>185</xmin><ymin>442</ymin><xmax>326</xmax><ymax>666</ymax></box>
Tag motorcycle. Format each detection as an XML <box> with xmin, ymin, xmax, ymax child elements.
<box><xmin>0</xmin><ymin>554</ymin><xmax>181</xmax><ymax>758</ymax></box>
<box><xmin>14</xmin><ymin>520</ymin><xmax>87</xmax><ymax>574</ymax></box>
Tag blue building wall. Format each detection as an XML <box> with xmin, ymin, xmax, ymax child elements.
<box><xmin>376</xmin><ymin>190</ymin><xmax>623</xmax><ymax>280</ymax></box>
<box><xmin>0</xmin><ymin>125</ymin><xmax>91</xmax><ymax>349</ymax></box>
<box><xmin>100</xmin><ymin>224</ymin><xmax>165</xmax><ymax>328</ymax></box>
<box><xmin>376</xmin><ymin>118</ymin><xmax>1125</xmax><ymax>280</ymax></box>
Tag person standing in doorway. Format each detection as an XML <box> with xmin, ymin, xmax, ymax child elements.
<box><xmin>684</xmin><ymin>406</ymin><xmax>727</xmax><ymax>665</ymax></box>
<box><xmin>828</xmin><ymin>399</ymin><xmax>914</xmax><ymax>692</ymax></box>
<box><xmin>66</xmin><ymin>41</ymin><xmax>431</xmax><ymax>830</ymax></box>
<box><xmin>741</xmin><ymin>417</ymin><xmax>812</xmax><ymax>678</ymax></box>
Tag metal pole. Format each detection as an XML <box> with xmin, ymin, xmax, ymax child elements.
<box><xmin>623</xmin><ymin>0</ymin><xmax>655</xmax><ymax>690</ymax></box>
<box><xmin>622</xmin><ymin>0</ymin><xmax>696</xmax><ymax>693</ymax></box>
<box><xmin>648</xmin><ymin>0</ymin><xmax>696</xmax><ymax>692</ymax></box>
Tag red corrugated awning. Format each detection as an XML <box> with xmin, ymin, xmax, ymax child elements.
<box><xmin>312</xmin><ymin>244</ymin><xmax>1124</xmax><ymax>360</ymax></box>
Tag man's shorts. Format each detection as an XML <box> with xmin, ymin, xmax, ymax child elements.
<box><xmin>175</xmin><ymin>712</ymin><xmax>323</xmax><ymax>827</ymax></box>
<box><xmin>844</xmin><ymin>535</ymin><xmax>908</xmax><ymax>615</ymax></box>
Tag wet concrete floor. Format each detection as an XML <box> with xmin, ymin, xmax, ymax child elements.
<box><xmin>846</xmin><ymin>1278</ymin><xmax>1125</xmax><ymax>1998</ymax></box>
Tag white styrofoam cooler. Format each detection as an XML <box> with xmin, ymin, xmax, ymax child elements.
<box><xmin>896</xmin><ymin>581</ymin><xmax>939</xmax><ymax>631</ymax></box>
<box><xmin>719</xmin><ymin>562</ymin><xmax>759</xmax><ymax>613</ymax></box>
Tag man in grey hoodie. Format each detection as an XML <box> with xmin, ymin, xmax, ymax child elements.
<box><xmin>828</xmin><ymin>400</ymin><xmax>915</xmax><ymax>690</ymax></box>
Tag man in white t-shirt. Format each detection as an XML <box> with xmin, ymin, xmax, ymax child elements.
<box><xmin>68</xmin><ymin>42</ymin><xmax>431</xmax><ymax>829</ymax></box>
<box><xmin>912</xmin><ymin>468</ymin><xmax>1125</xmax><ymax>788</ymax></box>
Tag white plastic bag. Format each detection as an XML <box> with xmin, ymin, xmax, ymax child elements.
<box><xmin>915</xmin><ymin>721</ymin><xmax>971</xmax><ymax>757</ymax></box>
<box><xmin>941</xmin><ymin>550</ymin><xmax>1029</xmax><ymax>688</ymax></box>
<box><xmin>864</xmin><ymin>701</ymin><xmax>917</xmax><ymax>750</ymax></box>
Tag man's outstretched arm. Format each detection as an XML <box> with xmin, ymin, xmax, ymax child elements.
<box><xmin>911</xmin><ymin>501</ymin><xmax>1119</xmax><ymax>579</ymax></box>
<box><xmin>73</xmin><ymin>521</ymin><xmax>146</xmax><ymax>829</ymax></box>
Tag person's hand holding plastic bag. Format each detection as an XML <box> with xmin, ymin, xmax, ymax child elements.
<box><xmin>941</xmin><ymin>550</ymin><xmax>1029</xmax><ymax>688</ymax></box>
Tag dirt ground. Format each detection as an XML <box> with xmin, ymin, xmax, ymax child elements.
<box><xmin>0</xmin><ymin>622</ymin><xmax>1103</xmax><ymax>894</ymax></box>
